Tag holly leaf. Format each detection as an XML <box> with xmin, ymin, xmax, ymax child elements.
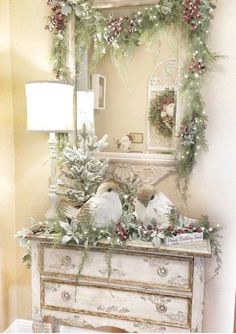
<box><xmin>61</xmin><ymin>4</ymin><xmax>72</xmax><ymax>15</ymax></box>
<box><xmin>151</xmin><ymin>231</ymin><xmax>157</xmax><ymax>237</ymax></box>
<box><xmin>61</xmin><ymin>235</ymin><xmax>72</xmax><ymax>244</ymax></box>
<box><xmin>152</xmin><ymin>236</ymin><xmax>161</xmax><ymax>248</ymax></box>
<box><xmin>59</xmin><ymin>221</ymin><xmax>72</xmax><ymax>233</ymax></box>
<box><xmin>158</xmin><ymin>232</ymin><xmax>165</xmax><ymax>239</ymax></box>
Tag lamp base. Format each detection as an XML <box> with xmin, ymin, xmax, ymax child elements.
<box><xmin>45</xmin><ymin>133</ymin><xmax>58</xmax><ymax>220</ymax></box>
<box><xmin>45</xmin><ymin>184</ymin><xmax>58</xmax><ymax>220</ymax></box>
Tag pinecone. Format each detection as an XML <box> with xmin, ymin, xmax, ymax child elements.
<box><xmin>106</xmin><ymin>15</ymin><xmax>138</xmax><ymax>44</ymax></box>
<box><xmin>45</xmin><ymin>1</ymin><xmax>68</xmax><ymax>33</ymax></box>
<box><xmin>106</xmin><ymin>17</ymin><xmax>124</xmax><ymax>44</ymax></box>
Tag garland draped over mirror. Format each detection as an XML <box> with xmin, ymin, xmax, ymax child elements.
<box><xmin>45</xmin><ymin>0</ymin><xmax>216</xmax><ymax>196</ymax></box>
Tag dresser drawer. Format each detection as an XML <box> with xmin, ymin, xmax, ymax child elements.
<box><xmin>43</xmin><ymin>281</ymin><xmax>190</xmax><ymax>328</ymax></box>
<box><xmin>42</xmin><ymin>246</ymin><xmax>192</xmax><ymax>291</ymax></box>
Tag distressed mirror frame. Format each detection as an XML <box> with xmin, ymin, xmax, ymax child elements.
<box><xmin>46</xmin><ymin>0</ymin><xmax>216</xmax><ymax>191</ymax></box>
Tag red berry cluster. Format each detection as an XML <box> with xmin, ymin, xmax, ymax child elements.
<box><xmin>189</xmin><ymin>58</ymin><xmax>206</xmax><ymax>74</ymax></box>
<box><xmin>183</xmin><ymin>0</ymin><xmax>201</xmax><ymax>30</ymax></box>
<box><xmin>173</xmin><ymin>224</ymin><xmax>204</xmax><ymax>235</ymax></box>
<box><xmin>26</xmin><ymin>232</ymin><xmax>33</xmax><ymax>239</ymax></box>
<box><xmin>177</xmin><ymin>124</ymin><xmax>190</xmax><ymax>138</ymax></box>
<box><xmin>45</xmin><ymin>1</ymin><xmax>68</xmax><ymax>33</ymax></box>
<box><xmin>106</xmin><ymin>17</ymin><xmax>124</xmax><ymax>44</ymax></box>
<box><xmin>116</xmin><ymin>223</ymin><xmax>128</xmax><ymax>241</ymax></box>
<box><xmin>106</xmin><ymin>16</ymin><xmax>137</xmax><ymax>44</ymax></box>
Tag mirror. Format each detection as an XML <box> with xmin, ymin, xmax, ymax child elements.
<box><xmin>86</xmin><ymin>10</ymin><xmax>184</xmax><ymax>155</ymax></box>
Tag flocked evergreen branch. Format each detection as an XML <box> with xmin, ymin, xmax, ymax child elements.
<box><xmin>57</xmin><ymin>124</ymin><xmax>109</xmax><ymax>206</ymax></box>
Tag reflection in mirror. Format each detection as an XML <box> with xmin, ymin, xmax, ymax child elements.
<box><xmin>147</xmin><ymin>58</ymin><xmax>178</xmax><ymax>152</ymax></box>
<box><xmin>90</xmin><ymin>24</ymin><xmax>183</xmax><ymax>155</ymax></box>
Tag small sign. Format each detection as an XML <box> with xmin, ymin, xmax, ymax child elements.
<box><xmin>129</xmin><ymin>132</ymin><xmax>143</xmax><ymax>144</ymax></box>
<box><xmin>164</xmin><ymin>232</ymin><xmax>203</xmax><ymax>246</ymax></box>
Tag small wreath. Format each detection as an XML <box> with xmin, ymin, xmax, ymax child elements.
<box><xmin>149</xmin><ymin>88</ymin><xmax>176</xmax><ymax>138</ymax></box>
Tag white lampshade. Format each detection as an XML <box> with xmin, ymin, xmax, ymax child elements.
<box><xmin>77</xmin><ymin>91</ymin><xmax>95</xmax><ymax>130</ymax></box>
<box><xmin>25</xmin><ymin>81</ymin><xmax>74</xmax><ymax>132</ymax></box>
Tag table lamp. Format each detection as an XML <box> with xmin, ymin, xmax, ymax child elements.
<box><xmin>25</xmin><ymin>81</ymin><xmax>74</xmax><ymax>219</ymax></box>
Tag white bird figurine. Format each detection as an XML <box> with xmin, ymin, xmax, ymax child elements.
<box><xmin>59</xmin><ymin>181</ymin><xmax>122</xmax><ymax>228</ymax></box>
<box><xmin>135</xmin><ymin>184</ymin><xmax>174</xmax><ymax>229</ymax></box>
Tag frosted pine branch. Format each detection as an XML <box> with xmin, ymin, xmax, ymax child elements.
<box><xmin>58</xmin><ymin>124</ymin><xmax>109</xmax><ymax>207</ymax></box>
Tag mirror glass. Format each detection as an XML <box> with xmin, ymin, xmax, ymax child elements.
<box><xmin>88</xmin><ymin>10</ymin><xmax>184</xmax><ymax>155</ymax></box>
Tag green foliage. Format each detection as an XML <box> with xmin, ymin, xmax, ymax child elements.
<box><xmin>149</xmin><ymin>88</ymin><xmax>175</xmax><ymax>138</ymax></box>
<box><xmin>45</xmin><ymin>0</ymin><xmax>217</xmax><ymax>198</ymax></box>
<box><xmin>16</xmin><ymin>212</ymin><xmax>222</xmax><ymax>284</ymax></box>
<box><xmin>51</xmin><ymin>30</ymin><xmax>71</xmax><ymax>80</ymax></box>
<box><xmin>57</xmin><ymin>125</ymin><xmax>108</xmax><ymax>206</ymax></box>
<box><xmin>15</xmin><ymin>218</ymin><xmax>61</xmax><ymax>268</ymax></box>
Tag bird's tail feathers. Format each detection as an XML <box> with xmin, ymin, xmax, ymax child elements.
<box><xmin>58</xmin><ymin>199</ymin><xmax>80</xmax><ymax>219</ymax></box>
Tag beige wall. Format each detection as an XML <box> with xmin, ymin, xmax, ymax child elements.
<box><xmin>0</xmin><ymin>0</ymin><xmax>235</xmax><ymax>332</ymax></box>
<box><xmin>95</xmin><ymin>34</ymin><xmax>178</xmax><ymax>153</ymax></box>
<box><xmin>188</xmin><ymin>1</ymin><xmax>236</xmax><ymax>331</ymax></box>
<box><xmin>0</xmin><ymin>0</ymin><xmax>16</xmax><ymax>330</ymax></box>
<box><xmin>9</xmin><ymin>0</ymin><xmax>52</xmax><ymax>323</ymax></box>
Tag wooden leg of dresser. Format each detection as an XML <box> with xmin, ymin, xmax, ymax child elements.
<box><xmin>51</xmin><ymin>318</ymin><xmax>60</xmax><ymax>333</ymax></box>
<box><xmin>32</xmin><ymin>320</ymin><xmax>45</xmax><ymax>333</ymax></box>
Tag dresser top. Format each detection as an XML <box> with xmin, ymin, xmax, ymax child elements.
<box><xmin>31</xmin><ymin>234</ymin><xmax>212</xmax><ymax>257</ymax></box>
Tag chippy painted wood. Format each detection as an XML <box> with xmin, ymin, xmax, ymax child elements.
<box><xmin>43</xmin><ymin>281</ymin><xmax>189</xmax><ymax>328</ymax></box>
<box><xmin>43</xmin><ymin>246</ymin><xmax>192</xmax><ymax>291</ymax></box>
<box><xmin>32</xmin><ymin>234</ymin><xmax>212</xmax><ymax>257</ymax></box>
<box><xmin>31</xmin><ymin>237</ymin><xmax>211</xmax><ymax>333</ymax></box>
<box><xmin>191</xmin><ymin>257</ymin><xmax>205</xmax><ymax>332</ymax></box>
<box><xmin>42</xmin><ymin>309</ymin><xmax>190</xmax><ymax>333</ymax></box>
<box><xmin>93</xmin><ymin>0</ymin><xmax>160</xmax><ymax>9</ymax></box>
<box><xmin>31</xmin><ymin>241</ymin><xmax>45</xmax><ymax>332</ymax></box>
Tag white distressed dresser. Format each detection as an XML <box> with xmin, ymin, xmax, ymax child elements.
<box><xmin>31</xmin><ymin>236</ymin><xmax>211</xmax><ymax>333</ymax></box>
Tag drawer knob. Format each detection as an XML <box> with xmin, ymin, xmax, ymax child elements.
<box><xmin>61</xmin><ymin>256</ymin><xmax>72</xmax><ymax>266</ymax></box>
<box><xmin>156</xmin><ymin>303</ymin><xmax>167</xmax><ymax>313</ymax></box>
<box><xmin>157</xmin><ymin>265</ymin><xmax>168</xmax><ymax>277</ymax></box>
<box><xmin>61</xmin><ymin>291</ymin><xmax>71</xmax><ymax>301</ymax></box>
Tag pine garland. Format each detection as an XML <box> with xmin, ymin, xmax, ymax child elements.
<box><xmin>45</xmin><ymin>0</ymin><xmax>217</xmax><ymax>196</ymax></box>
<box><xmin>16</xmin><ymin>213</ymin><xmax>222</xmax><ymax>281</ymax></box>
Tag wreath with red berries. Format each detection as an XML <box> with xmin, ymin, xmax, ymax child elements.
<box><xmin>149</xmin><ymin>88</ymin><xmax>176</xmax><ymax>138</ymax></box>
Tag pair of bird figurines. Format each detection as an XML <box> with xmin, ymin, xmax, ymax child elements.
<box><xmin>59</xmin><ymin>181</ymin><xmax>174</xmax><ymax>230</ymax></box>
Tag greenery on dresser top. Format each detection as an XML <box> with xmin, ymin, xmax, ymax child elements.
<box><xmin>16</xmin><ymin>127</ymin><xmax>222</xmax><ymax>281</ymax></box>
<box><xmin>45</xmin><ymin>0</ymin><xmax>217</xmax><ymax>197</ymax></box>
<box><xmin>16</xmin><ymin>212</ymin><xmax>222</xmax><ymax>284</ymax></box>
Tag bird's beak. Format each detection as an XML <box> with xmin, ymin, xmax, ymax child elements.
<box><xmin>142</xmin><ymin>200</ymin><xmax>148</xmax><ymax>208</ymax></box>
